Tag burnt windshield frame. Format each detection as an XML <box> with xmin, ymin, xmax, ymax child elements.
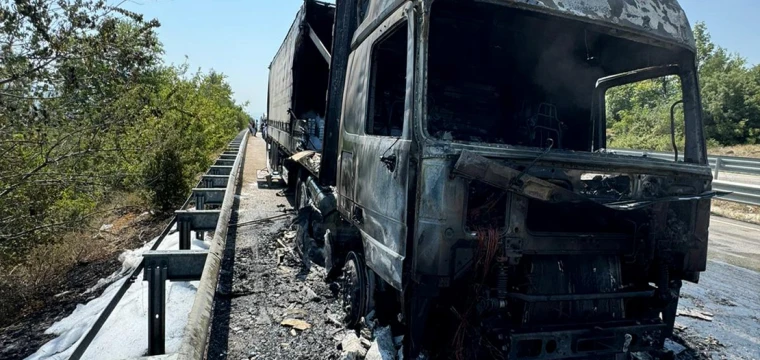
<box><xmin>592</xmin><ymin>64</ymin><xmax>703</xmax><ymax>164</ymax></box>
<box><xmin>417</xmin><ymin>0</ymin><xmax>706</xmax><ymax>164</ymax></box>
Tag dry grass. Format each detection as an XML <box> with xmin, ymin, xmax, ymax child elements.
<box><xmin>711</xmin><ymin>199</ymin><xmax>760</xmax><ymax>225</ymax></box>
<box><xmin>708</xmin><ymin>144</ymin><xmax>760</xmax><ymax>158</ymax></box>
<box><xmin>0</xmin><ymin>192</ymin><xmax>160</xmax><ymax>325</ymax></box>
<box><xmin>0</xmin><ymin>230</ymin><xmax>115</xmax><ymax>322</ymax></box>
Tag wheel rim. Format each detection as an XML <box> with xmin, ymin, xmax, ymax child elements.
<box><xmin>342</xmin><ymin>251</ymin><xmax>368</xmax><ymax>327</ymax></box>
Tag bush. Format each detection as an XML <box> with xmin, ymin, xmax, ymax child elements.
<box><xmin>145</xmin><ymin>148</ymin><xmax>188</xmax><ymax>212</ymax></box>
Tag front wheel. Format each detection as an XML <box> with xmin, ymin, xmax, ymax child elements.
<box><xmin>342</xmin><ymin>251</ymin><xmax>370</xmax><ymax>327</ymax></box>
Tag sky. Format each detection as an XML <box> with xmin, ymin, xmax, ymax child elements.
<box><xmin>122</xmin><ymin>0</ymin><xmax>760</xmax><ymax>117</ymax></box>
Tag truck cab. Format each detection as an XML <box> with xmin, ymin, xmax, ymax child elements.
<box><xmin>266</xmin><ymin>1</ymin><xmax>713</xmax><ymax>358</ymax></box>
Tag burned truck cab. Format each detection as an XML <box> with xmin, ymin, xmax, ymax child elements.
<box><xmin>395</xmin><ymin>0</ymin><xmax>714</xmax><ymax>358</ymax></box>
<box><xmin>269</xmin><ymin>0</ymin><xmax>713</xmax><ymax>358</ymax></box>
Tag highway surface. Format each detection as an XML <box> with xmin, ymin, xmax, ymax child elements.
<box><xmin>674</xmin><ymin>216</ymin><xmax>760</xmax><ymax>359</ymax></box>
<box><xmin>204</xmin><ymin>136</ymin><xmax>759</xmax><ymax>359</ymax></box>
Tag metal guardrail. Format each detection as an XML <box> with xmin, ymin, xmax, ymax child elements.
<box><xmin>611</xmin><ymin>149</ymin><xmax>760</xmax><ymax>206</ymax></box>
<box><xmin>178</xmin><ymin>132</ymin><xmax>247</xmax><ymax>359</ymax></box>
<box><xmin>70</xmin><ymin>130</ymin><xmax>248</xmax><ymax>359</ymax></box>
<box><xmin>610</xmin><ymin>149</ymin><xmax>760</xmax><ymax>177</ymax></box>
<box><xmin>712</xmin><ymin>180</ymin><xmax>760</xmax><ymax>207</ymax></box>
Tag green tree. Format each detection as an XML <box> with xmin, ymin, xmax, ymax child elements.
<box><xmin>0</xmin><ymin>1</ymin><xmax>248</xmax><ymax>258</ymax></box>
<box><xmin>695</xmin><ymin>22</ymin><xmax>760</xmax><ymax>145</ymax></box>
<box><xmin>606</xmin><ymin>22</ymin><xmax>760</xmax><ymax>150</ymax></box>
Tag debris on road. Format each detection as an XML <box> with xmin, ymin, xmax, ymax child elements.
<box><xmin>366</xmin><ymin>326</ymin><xmax>396</xmax><ymax>360</ymax></box>
<box><xmin>340</xmin><ymin>332</ymin><xmax>368</xmax><ymax>359</ymax></box>
<box><xmin>280</xmin><ymin>318</ymin><xmax>312</xmax><ymax>331</ymax></box>
<box><xmin>677</xmin><ymin>309</ymin><xmax>714</xmax><ymax>321</ymax></box>
<box><xmin>664</xmin><ymin>338</ymin><xmax>687</xmax><ymax>355</ymax></box>
<box><xmin>206</xmin><ymin>165</ymin><xmax>346</xmax><ymax>359</ymax></box>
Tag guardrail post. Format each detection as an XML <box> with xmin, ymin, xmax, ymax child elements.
<box><xmin>714</xmin><ymin>157</ymin><xmax>722</xmax><ymax>180</ymax></box>
<box><xmin>147</xmin><ymin>264</ymin><xmax>167</xmax><ymax>355</ymax></box>
<box><xmin>179</xmin><ymin>218</ymin><xmax>191</xmax><ymax>250</ymax></box>
<box><xmin>194</xmin><ymin>193</ymin><xmax>206</xmax><ymax>240</ymax></box>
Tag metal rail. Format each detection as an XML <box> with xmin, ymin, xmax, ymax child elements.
<box><xmin>610</xmin><ymin>149</ymin><xmax>760</xmax><ymax>177</ymax></box>
<box><xmin>611</xmin><ymin>149</ymin><xmax>760</xmax><ymax>206</ymax></box>
<box><xmin>178</xmin><ymin>132</ymin><xmax>248</xmax><ymax>359</ymax></box>
<box><xmin>69</xmin><ymin>131</ymin><xmax>247</xmax><ymax>359</ymax></box>
<box><xmin>712</xmin><ymin>180</ymin><xmax>760</xmax><ymax>206</ymax></box>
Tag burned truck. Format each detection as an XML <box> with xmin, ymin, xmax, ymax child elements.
<box><xmin>265</xmin><ymin>0</ymin><xmax>715</xmax><ymax>358</ymax></box>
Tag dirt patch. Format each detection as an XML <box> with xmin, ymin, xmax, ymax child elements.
<box><xmin>708</xmin><ymin>144</ymin><xmax>760</xmax><ymax>158</ymax></box>
<box><xmin>711</xmin><ymin>199</ymin><xmax>760</xmax><ymax>225</ymax></box>
<box><xmin>0</xmin><ymin>211</ymin><xmax>168</xmax><ymax>360</ymax></box>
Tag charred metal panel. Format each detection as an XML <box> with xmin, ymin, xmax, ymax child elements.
<box><xmin>352</xmin><ymin>138</ymin><xmax>411</xmax><ymax>289</ymax></box>
<box><xmin>523</xmin><ymin>256</ymin><xmax>624</xmax><ymax>325</ymax></box>
<box><xmin>481</xmin><ymin>0</ymin><xmax>696</xmax><ymax>51</ymax></box>
<box><xmin>336</xmin><ymin>5</ymin><xmax>413</xmax><ymax>289</ymax></box>
<box><xmin>424</xmin><ymin>145</ymin><xmax>713</xmax><ymax>178</ymax></box>
<box><xmin>338</xmin><ymin>151</ymin><xmax>355</xmax><ymax>215</ymax></box>
<box><xmin>268</xmin><ymin>5</ymin><xmax>305</xmax><ymax>129</ymax></box>
<box><xmin>413</xmin><ymin>158</ymin><xmax>468</xmax><ymax>279</ymax></box>
<box><xmin>506</xmin><ymin>323</ymin><xmax>666</xmax><ymax>359</ymax></box>
<box><xmin>340</xmin><ymin>47</ymin><xmax>371</xmax><ymax>135</ymax></box>
<box><xmin>321</xmin><ymin>0</ymin><xmax>359</xmax><ymax>186</ymax></box>
<box><xmin>683</xmin><ymin>198</ymin><xmax>710</xmax><ymax>273</ymax></box>
<box><xmin>454</xmin><ymin>150</ymin><xmax>583</xmax><ymax>204</ymax></box>
<box><xmin>352</xmin><ymin>0</ymin><xmax>407</xmax><ymax>47</ymax></box>
<box><xmin>267</xmin><ymin>1</ymin><xmax>335</xmax><ymax>160</ymax></box>
<box><xmin>269</xmin><ymin>127</ymin><xmax>300</xmax><ymax>156</ymax></box>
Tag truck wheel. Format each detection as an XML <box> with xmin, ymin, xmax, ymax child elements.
<box><xmin>342</xmin><ymin>251</ymin><xmax>369</xmax><ymax>327</ymax></box>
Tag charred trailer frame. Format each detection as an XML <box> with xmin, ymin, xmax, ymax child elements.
<box><xmin>264</xmin><ymin>0</ymin><xmax>713</xmax><ymax>359</ymax></box>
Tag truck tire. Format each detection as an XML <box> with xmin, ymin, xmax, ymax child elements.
<box><xmin>342</xmin><ymin>251</ymin><xmax>370</xmax><ymax>327</ymax></box>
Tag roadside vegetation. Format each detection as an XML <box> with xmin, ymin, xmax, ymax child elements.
<box><xmin>607</xmin><ymin>23</ymin><xmax>760</xmax><ymax>151</ymax></box>
<box><xmin>0</xmin><ymin>1</ymin><xmax>249</xmax><ymax>324</ymax></box>
<box><xmin>605</xmin><ymin>23</ymin><xmax>760</xmax><ymax>223</ymax></box>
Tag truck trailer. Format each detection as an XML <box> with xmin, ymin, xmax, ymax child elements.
<box><xmin>264</xmin><ymin>0</ymin><xmax>716</xmax><ymax>358</ymax></box>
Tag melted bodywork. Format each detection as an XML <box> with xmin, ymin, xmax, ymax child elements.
<box><xmin>266</xmin><ymin>0</ymin><xmax>711</xmax><ymax>358</ymax></box>
<box><xmin>485</xmin><ymin>0</ymin><xmax>695</xmax><ymax>50</ymax></box>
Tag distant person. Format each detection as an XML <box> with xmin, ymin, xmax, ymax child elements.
<box><xmin>251</xmin><ymin>121</ymin><xmax>257</xmax><ymax>137</ymax></box>
<box><xmin>261</xmin><ymin>120</ymin><xmax>267</xmax><ymax>139</ymax></box>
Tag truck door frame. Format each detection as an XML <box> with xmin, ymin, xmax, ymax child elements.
<box><xmin>336</xmin><ymin>3</ymin><xmax>416</xmax><ymax>290</ymax></box>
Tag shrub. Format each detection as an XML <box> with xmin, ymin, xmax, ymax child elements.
<box><xmin>145</xmin><ymin>148</ymin><xmax>188</xmax><ymax>212</ymax></box>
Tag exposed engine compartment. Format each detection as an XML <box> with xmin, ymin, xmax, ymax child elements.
<box><xmin>431</xmin><ymin>151</ymin><xmax>714</xmax><ymax>359</ymax></box>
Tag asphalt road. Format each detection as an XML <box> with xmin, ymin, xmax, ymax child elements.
<box><xmin>707</xmin><ymin>216</ymin><xmax>760</xmax><ymax>272</ymax></box>
<box><xmin>210</xmin><ymin>137</ymin><xmax>760</xmax><ymax>359</ymax></box>
<box><xmin>673</xmin><ymin>216</ymin><xmax>760</xmax><ymax>360</ymax></box>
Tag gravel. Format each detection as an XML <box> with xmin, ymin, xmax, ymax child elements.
<box><xmin>207</xmin><ymin>137</ymin><xmax>346</xmax><ymax>360</ymax></box>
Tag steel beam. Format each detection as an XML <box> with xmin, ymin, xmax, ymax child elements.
<box><xmin>175</xmin><ymin>210</ymin><xmax>220</xmax><ymax>249</ymax></box>
<box><xmin>193</xmin><ymin>191</ymin><xmax>207</xmax><ymax>241</ymax></box>
<box><xmin>209</xmin><ymin>165</ymin><xmax>233</xmax><ymax>176</ymax></box>
<box><xmin>143</xmin><ymin>250</ymin><xmax>208</xmax><ymax>281</ymax></box>
<box><xmin>192</xmin><ymin>188</ymin><xmax>226</xmax><ymax>205</ymax></box>
<box><xmin>175</xmin><ymin>210</ymin><xmax>220</xmax><ymax>231</ymax></box>
<box><xmin>201</xmin><ymin>175</ymin><xmax>229</xmax><ymax>188</ymax></box>
<box><xmin>214</xmin><ymin>159</ymin><xmax>235</xmax><ymax>166</ymax></box>
<box><xmin>307</xmin><ymin>23</ymin><xmax>332</xmax><ymax>63</ymax></box>
<box><xmin>143</xmin><ymin>250</ymin><xmax>208</xmax><ymax>355</ymax></box>
<box><xmin>219</xmin><ymin>154</ymin><xmax>237</xmax><ymax>160</ymax></box>
<box><xmin>146</xmin><ymin>264</ymin><xmax>167</xmax><ymax>355</ymax></box>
